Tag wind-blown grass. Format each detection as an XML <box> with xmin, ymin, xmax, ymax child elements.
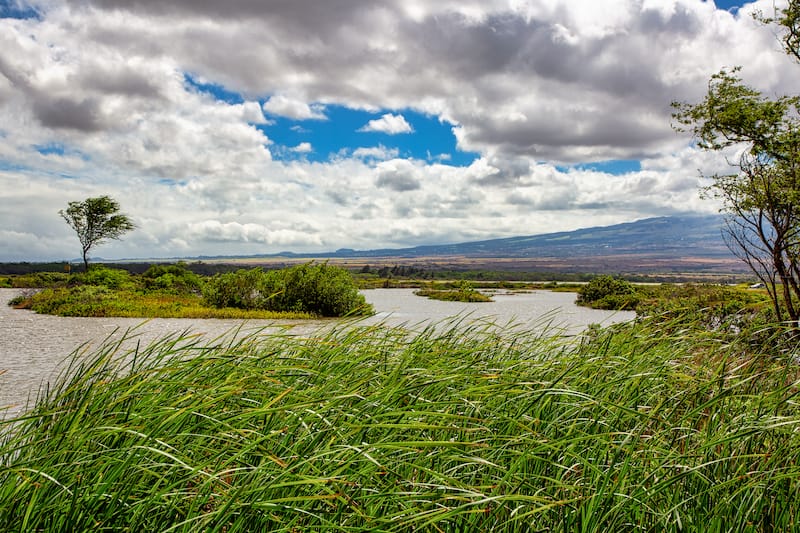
<box><xmin>1</xmin><ymin>317</ymin><xmax>798</xmax><ymax>531</ymax></box>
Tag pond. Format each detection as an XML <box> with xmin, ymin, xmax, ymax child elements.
<box><xmin>0</xmin><ymin>288</ymin><xmax>634</xmax><ymax>418</ymax></box>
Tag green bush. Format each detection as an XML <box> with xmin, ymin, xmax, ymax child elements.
<box><xmin>203</xmin><ymin>263</ymin><xmax>372</xmax><ymax>317</ymax></box>
<box><xmin>269</xmin><ymin>262</ymin><xmax>372</xmax><ymax>316</ymax></box>
<box><xmin>8</xmin><ymin>272</ymin><xmax>70</xmax><ymax>288</ymax></box>
<box><xmin>141</xmin><ymin>262</ymin><xmax>203</xmax><ymax>294</ymax></box>
<box><xmin>28</xmin><ymin>286</ymin><xmax>113</xmax><ymax>317</ymax></box>
<box><xmin>415</xmin><ymin>281</ymin><xmax>493</xmax><ymax>302</ymax></box>
<box><xmin>577</xmin><ymin>275</ymin><xmax>639</xmax><ymax>310</ymax></box>
<box><xmin>202</xmin><ymin>268</ymin><xmax>273</xmax><ymax>310</ymax></box>
<box><xmin>69</xmin><ymin>266</ymin><xmax>134</xmax><ymax>290</ymax></box>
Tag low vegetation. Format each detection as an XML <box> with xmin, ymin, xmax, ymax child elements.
<box><xmin>203</xmin><ymin>263</ymin><xmax>371</xmax><ymax>317</ymax></box>
<box><xmin>9</xmin><ymin>263</ymin><xmax>372</xmax><ymax>319</ymax></box>
<box><xmin>576</xmin><ymin>275</ymin><xmax>639</xmax><ymax>310</ymax></box>
<box><xmin>1</xmin><ymin>311</ymin><xmax>798</xmax><ymax>531</ymax></box>
<box><xmin>414</xmin><ymin>280</ymin><xmax>493</xmax><ymax>302</ymax></box>
<box><xmin>577</xmin><ymin>276</ymin><xmax>773</xmax><ymax>318</ymax></box>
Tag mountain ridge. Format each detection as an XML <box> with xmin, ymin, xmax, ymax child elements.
<box><xmin>85</xmin><ymin>214</ymin><xmax>745</xmax><ymax>276</ymax></box>
<box><xmin>176</xmin><ymin>214</ymin><xmax>746</xmax><ymax>276</ymax></box>
<box><xmin>194</xmin><ymin>214</ymin><xmax>729</xmax><ymax>260</ymax></box>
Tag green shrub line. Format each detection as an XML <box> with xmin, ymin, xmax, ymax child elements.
<box><xmin>8</xmin><ymin>263</ymin><xmax>373</xmax><ymax>319</ymax></box>
<box><xmin>1</xmin><ymin>316</ymin><xmax>798</xmax><ymax>531</ymax></box>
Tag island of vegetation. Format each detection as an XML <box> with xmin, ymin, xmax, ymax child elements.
<box><xmin>414</xmin><ymin>280</ymin><xmax>493</xmax><ymax>302</ymax></box>
<box><xmin>6</xmin><ymin>262</ymin><xmax>372</xmax><ymax>319</ymax></box>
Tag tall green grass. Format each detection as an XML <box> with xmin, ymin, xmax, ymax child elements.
<box><xmin>1</xmin><ymin>317</ymin><xmax>798</xmax><ymax>531</ymax></box>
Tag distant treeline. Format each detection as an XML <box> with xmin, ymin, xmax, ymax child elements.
<box><xmin>0</xmin><ymin>262</ymin><xmax>245</xmax><ymax>276</ymax></box>
<box><xmin>357</xmin><ymin>264</ymin><xmax>749</xmax><ymax>284</ymax></box>
<box><xmin>1</xmin><ymin>261</ymin><xmax>751</xmax><ymax>284</ymax></box>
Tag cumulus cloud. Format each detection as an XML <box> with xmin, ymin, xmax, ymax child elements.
<box><xmin>375</xmin><ymin>159</ymin><xmax>422</xmax><ymax>192</ymax></box>
<box><xmin>291</xmin><ymin>142</ymin><xmax>313</xmax><ymax>153</ymax></box>
<box><xmin>358</xmin><ymin>113</ymin><xmax>413</xmax><ymax>134</ymax></box>
<box><xmin>262</xmin><ymin>94</ymin><xmax>326</xmax><ymax>120</ymax></box>
<box><xmin>0</xmin><ymin>0</ymin><xmax>795</xmax><ymax>260</ymax></box>
<box><xmin>353</xmin><ymin>145</ymin><xmax>399</xmax><ymax>161</ymax></box>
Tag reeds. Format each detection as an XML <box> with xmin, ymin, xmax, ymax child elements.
<box><xmin>1</xmin><ymin>317</ymin><xmax>798</xmax><ymax>532</ymax></box>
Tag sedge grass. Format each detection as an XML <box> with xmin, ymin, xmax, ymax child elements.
<box><xmin>1</xmin><ymin>317</ymin><xmax>799</xmax><ymax>532</ymax></box>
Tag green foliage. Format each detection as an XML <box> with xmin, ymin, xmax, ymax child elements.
<box><xmin>4</xmin><ymin>272</ymin><xmax>70</xmax><ymax>288</ymax></box>
<box><xmin>576</xmin><ymin>275</ymin><xmax>639</xmax><ymax>310</ymax></box>
<box><xmin>203</xmin><ymin>263</ymin><xmax>372</xmax><ymax>317</ymax></box>
<box><xmin>19</xmin><ymin>286</ymin><xmax>313</xmax><ymax>319</ymax></box>
<box><xmin>59</xmin><ymin>196</ymin><xmax>135</xmax><ymax>271</ymax></box>
<box><xmin>7</xmin><ymin>263</ymin><xmax>369</xmax><ymax>318</ymax></box>
<box><xmin>671</xmin><ymin>9</ymin><xmax>800</xmax><ymax>324</ymax></box>
<box><xmin>141</xmin><ymin>262</ymin><xmax>203</xmax><ymax>294</ymax></box>
<box><xmin>28</xmin><ymin>286</ymin><xmax>114</xmax><ymax>317</ymax></box>
<box><xmin>201</xmin><ymin>267</ymin><xmax>272</xmax><ymax>310</ymax></box>
<box><xmin>636</xmin><ymin>283</ymin><xmax>762</xmax><ymax>318</ymax></box>
<box><xmin>268</xmin><ymin>262</ymin><xmax>372</xmax><ymax>316</ymax></box>
<box><xmin>69</xmin><ymin>266</ymin><xmax>135</xmax><ymax>290</ymax></box>
<box><xmin>415</xmin><ymin>280</ymin><xmax>493</xmax><ymax>302</ymax></box>
<box><xmin>1</xmin><ymin>321</ymin><xmax>798</xmax><ymax>531</ymax></box>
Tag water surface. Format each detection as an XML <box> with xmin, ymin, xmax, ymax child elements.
<box><xmin>1</xmin><ymin>288</ymin><xmax>633</xmax><ymax>418</ymax></box>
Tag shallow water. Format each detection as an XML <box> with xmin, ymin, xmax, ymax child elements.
<box><xmin>0</xmin><ymin>288</ymin><xmax>633</xmax><ymax>418</ymax></box>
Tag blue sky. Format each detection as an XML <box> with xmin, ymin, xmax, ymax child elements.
<box><xmin>185</xmin><ymin>74</ymin><xmax>480</xmax><ymax>167</ymax></box>
<box><xmin>0</xmin><ymin>0</ymin><xmax>794</xmax><ymax>261</ymax></box>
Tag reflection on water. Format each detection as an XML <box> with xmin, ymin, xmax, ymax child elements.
<box><xmin>0</xmin><ymin>288</ymin><xmax>634</xmax><ymax>418</ymax></box>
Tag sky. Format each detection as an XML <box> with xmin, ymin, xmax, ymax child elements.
<box><xmin>0</xmin><ymin>0</ymin><xmax>797</xmax><ymax>261</ymax></box>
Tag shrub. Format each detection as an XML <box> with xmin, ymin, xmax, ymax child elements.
<box><xmin>69</xmin><ymin>266</ymin><xmax>134</xmax><ymax>290</ymax></box>
<box><xmin>203</xmin><ymin>263</ymin><xmax>372</xmax><ymax>317</ymax></box>
<box><xmin>8</xmin><ymin>272</ymin><xmax>70</xmax><ymax>288</ymax></box>
<box><xmin>268</xmin><ymin>262</ymin><xmax>372</xmax><ymax>316</ymax></box>
<box><xmin>577</xmin><ymin>275</ymin><xmax>639</xmax><ymax>310</ymax></box>
<box><xmin>415</xmin><ymin>281</ymin><xmax>493</xmax><ymax>302</ymax></box>
<box><xmin>141</xmin><ymin>263</ymin><xmax>203</xmax><ymax>294</ymax></box>
<box><xmin>202</xmin><ymin>268</ymin><xmax>273</xmax><ymax>310</ymax></box>
<box><xmin>28</xmin><ymin>286</ymin><xmax>113</xmax><ymax>316</ymax></box>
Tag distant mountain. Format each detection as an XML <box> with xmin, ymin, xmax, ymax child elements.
<box><xmin>153</xmin><ymin>215</ymin><xmax>745</xmax><ymax>276</ymax></box>
<box><xmin>226</xmin><ymin>214</ymin><xmax>741</xmax><ymax>275</ymax></box>
<box><xmin>305</xmin><ymin>215</ymin><xmax>730</xmax><ymax>260</ymax></box>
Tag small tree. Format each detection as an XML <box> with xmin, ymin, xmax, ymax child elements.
<box><xmin>59</xmin><ymin>196</ymin><xmax>135</xmax><ymax>271</ymax></box>
<box><xmin>672</xmin><ymin>2</ymin><xmax>800</xmax><ymax>325</ymax></box>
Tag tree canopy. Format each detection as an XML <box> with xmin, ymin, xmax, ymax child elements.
<box><xmin>59</xmin><ymin>196</ymin><xmax>135</xmax><ymax>272</ymax></box>
<box><xmin>672</xmin><ymin>1</ymin><xmax>800</xmax><ymax>325</ymax></box>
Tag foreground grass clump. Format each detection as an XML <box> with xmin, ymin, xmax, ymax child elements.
<box><xmin>1</xmin><ymin>320</ymin><xmax>799</xmax><ymax>531</ymax></box>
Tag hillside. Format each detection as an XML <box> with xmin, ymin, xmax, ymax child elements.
<box><xmin>232</xmin><ymin>214</ymin><xmax>747</xmax><ymax>277</ymax></box>
<box><xmin>11</xmin><ymin>215</ymin><xmax>740</xmax><ymax>278</ymax></box>
<box><xmin>320</xmin><ymin>215</ymin><xmax>732</xmax><ymax>259</ymax></box>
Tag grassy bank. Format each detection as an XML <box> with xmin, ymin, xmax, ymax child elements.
<box><xmin>1</xmin><ymin>316</ymin><xmax>798</xmax><ymax>531</ymax></box>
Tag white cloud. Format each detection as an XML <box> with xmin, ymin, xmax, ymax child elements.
<box><xmin>291</xmin><ymin>142</ymin><xmax>313</xmax><ymax>153</ymax></box>
<box><xmin>0</xmin><ymin>0</ymin><xmax>795</xmax><ymax>260</ymax></box>
<box><xmin>353</xmin><ymin>145</ymin><xmax>399</xmax><ymax>160</ymax></box>
<box><xmin>262</xmin><ymin>95</ymin><xmax>326</xmax><ymax>120</ymax></box>
<box><xmin>358</xmin><ymin>113</ymin><xmax>413</xmax><ymax>134</ymax></box>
